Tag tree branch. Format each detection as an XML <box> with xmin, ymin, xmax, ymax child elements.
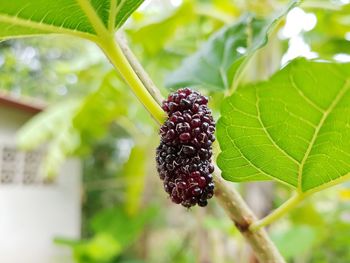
<box><xmin>214</xmin><ymin>175</ymin><xmax>285</xmax><ymax>262</ymax></box>
<box><xmin>112</xmin><ymin>33</ymin><xmax>286</xmax><ymax>263</ymax></box>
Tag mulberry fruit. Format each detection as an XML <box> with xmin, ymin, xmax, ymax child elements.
<box><xmin>156</xmin><ymin>88</ymin><xmax>216</xmax><ymax>208</ymax></box>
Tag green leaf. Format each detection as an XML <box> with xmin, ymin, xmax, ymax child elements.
<box><xmin>0</xmin><ymin>0</ymin><xmax>144</xmax><ymax>40</ymax></box>
<box><xmin>75</xmin><ymin>233</ymin><xmax>122</xmax><ymax>263</ymax></box>
<box><xmin>41</xmin><ymin>124</ymin><xmax>81</xmax><ymax>177</ymax></box>
<box><xmin>304</xmin><ymin>3</ymin><xmax>350</xmax><ymax>58</ymax></box>
<box><xmin>17</xmin><ymin>70</ymin><xmax>131</xmax><ymax>177</ymax></box>
<box><xmin>91</xmin><ymin>206</ymin><xmax>156</xmax><ymax>248</ymax></box>
<box><xmin>217</xmin><ymin>58</ymin><xmax>350</xmax><ymax>193</ymax></box>
<box><xmin>57</xmin><ymin>233</ymin><xmax>122</xmax><ymax>263</ymax></box>
<box><xmin>165</xmin><ymin>0</ymin><xmax>299</xmax><ymax>91</ymax></box>
<box><xmin>74</xmin><ymin>71</ymin><xmax>128</xmax><ymax>147</ymax></box>
<box><xmin>16</xmin><ymin>99</ymin><xmax>81</xmax><ymax>151</ymax></box>
<box><xmin>128</xmin><ymin>2</ymin><xmax>195</xmax><ymax>55</ymax></box>
<box><xmin>114</xmin><ymin>0</ymin><xmax>145</xmax><ymax>29</ymax></box>
<box><xmin>271</xmin><ymin>225</ymin><xmax>317</xmax><ymax>259</ymax></box>
<box><xmin>17</xmin><ymin>99</ymin><xmax>82</xmax><ymax>177</ymax></box>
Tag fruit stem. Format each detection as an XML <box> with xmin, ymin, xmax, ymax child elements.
<box><xmin>250</xmin><ymin>192</ymin><xmax>305</xmax><ymax>232</ymax></box>
<box><xmin>98</xmin><ymin>36</ymin><xmax>166</xmax><ymax>125</ymax></box>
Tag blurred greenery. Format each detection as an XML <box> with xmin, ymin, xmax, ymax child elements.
<box><xmin>0</xmin><ymin>0</ymin><xmax>349</xmax><ymax>262</ymax></box>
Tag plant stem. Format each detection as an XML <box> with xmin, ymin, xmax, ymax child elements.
<box><xmin>102</xmin><ymin>35</ymin><xmax>286</xmax><ymax>262</ymax></box>
<box><xmin>250</xmin><ymin>192</ymin><xmax>305</xmax><ymax>232</ymax></box>
<box><xmin>98</xmin><ymin>37</ymin><xmax>166</xmax><ymax>125</ymax></box>
<box><xmin>214</xmin><ymin>175</ymin><xmax>286</xmax><ymax>263</ymax></box>
<box><xmin>116</xmin><ymin>32</ymin><xmax>164</xmax><ymax>106</ymax></box>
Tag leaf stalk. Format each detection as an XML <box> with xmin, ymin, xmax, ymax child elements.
<box><xmin>250</xmin><ymin>192</ymin><xmax>305</xmax><ymax>231</ymax></box>
<box><xmin>98</xmin><ymin>37</ymin><xmax>166</xmax><ymax>125</ymax></box>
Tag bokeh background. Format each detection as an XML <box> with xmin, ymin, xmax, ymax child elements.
<box><xmin>1</xmin><ymin>0</ymin><xmax>350</xmax><ymax>262</ymax></box>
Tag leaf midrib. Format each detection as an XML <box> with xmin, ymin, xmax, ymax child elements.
<box><xmin>75</xmin><ymin>0</ymin><xmax>110</xmax><ymax>38</ymax></box>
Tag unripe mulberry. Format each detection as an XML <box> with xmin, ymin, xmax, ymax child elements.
<box><xmin>156</xmin><ymin>88</ymin><xmax>215</xmax><ymax>208</ymax></box>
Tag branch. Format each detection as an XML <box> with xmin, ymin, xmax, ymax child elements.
<box><xmin>105</xmin><ymin>34</ymin><xmax>286</xmax><ymax>262</ymax></box>
<box><xmin>214</xmin><ymin>175</ymin><xmax>285</xmax><ymax>262</ymax></box>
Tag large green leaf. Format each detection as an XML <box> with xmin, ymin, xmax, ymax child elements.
<box><xmin>0</xmin><ymin>0</ymin><xmax>144</xmax><ymax>40</ymax></box>
<box><xmin>165</xmin><ymin>0</ymin><xmax>299</xmax><ymax>91</ymax></box>
<box><xmin>217</xmin><ymin>58</ymin><xmax>350</xmax><ymax>193</ymax></box>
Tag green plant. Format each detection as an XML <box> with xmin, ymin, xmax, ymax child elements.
<box><xmin>2</xmin><ymin>0</ymin><xmax>350</xmax><ymax>262</ymax></box>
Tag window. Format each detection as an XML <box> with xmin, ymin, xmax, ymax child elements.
<box><xmin>0</xmin><ymin>144</ymin><xmax>49</xmax><ymax>185</ymax></box>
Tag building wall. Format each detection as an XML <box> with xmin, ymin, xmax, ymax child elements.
<box><xmin>0</xmin><ymin>104</ymin><xmax>81</xmax><ymax>263</ymax></box>
<box><xmin>0</xmin><ymin>106</ymin><xmax>34</xmax><ymax>142</ymax></box>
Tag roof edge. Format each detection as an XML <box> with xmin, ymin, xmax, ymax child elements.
<box><xmin>0</xmin><ymin>93</ymin><xmax>45</xmax><ymax>114</ymax></box>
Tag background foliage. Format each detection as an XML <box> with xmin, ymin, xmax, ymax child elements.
<box><xmin>1</xmin><ymin>0</ymin><xmax>350</xmax><ymax>262</ymax></box>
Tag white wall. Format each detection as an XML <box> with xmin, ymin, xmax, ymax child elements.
<box><xmin>0</xmin><ymin>106</ymin><xmax>34</xmax><ymax>142</ymax></box>
<box><xmin>0</xmin><ymin>160</ymin><xmax>81</xmax><ymax>263</ymax></box>
<box><xmin>0</xmin><ymin>104</ymin><xmax>81</xmax><ymax>263</ymax></box>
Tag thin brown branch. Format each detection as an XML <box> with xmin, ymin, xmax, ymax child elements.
<box><xmin>214</xmin><ymin>175</ymin><xmax>285</xmax><ymax>263</ymax></box>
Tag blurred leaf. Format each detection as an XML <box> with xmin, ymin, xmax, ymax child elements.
<box><xmin>289</xmin><ymin>203</ymin><xmax>325</xmax><ymax>226</ymax></box>
<box><xmin>217</xmin><ymin>59</ymin><xmax>350</xmax><ymax>193</ymax></box>
<box><xmin>212</xmin><ymin>0</ymin><xmax>239</xmax><ymax>17</ymax></box>
<box><xmin>0</xmin><ymin>0</ymin><xmax>144</xmax><ymax>40</ymax></box>
<box><xmin>57</xmin><ymin>233</ymin><xmax>122</xmax><ymax>263</ymax></box>
<box><xmin>41</xmin><ymin>124</ymin><xmax>81</xmax><ymax>177</ymax></box>
<box><xmin>74</xmin><ymin>71</ymin><xmax>129</xmax><ymax>150</ymax></box>
<box><xmin>124</xmin><ymin>146</ymin><xmax>147</xmax><ymax>216</ymax></box>
<box><xmin>17</xmin><ymin>70</ymin><xmax>132</xmax><ymax>177</ymax></box>
<box><xmin>17</xmin><ymin>99</ymin><xmax>82</xmax><ymax>177</ymax></box>
<box><xmin>60</xmin><ymin>207</ymin><xmax>156</xmax><ymax>263</ymax></box>
<box><xmin>75</xmin><ymin>233</ymin><xmax>121</xmax><ymax>263</ymax></box>
<box><xmin>129</xmin><ymin>2</ymin><xmax>195</xmax><ymax>55</ymax></box>
<box><xmin>91</xmin><ymin>206</ymin><xmax>157</xmax><ymax>248</ymax></box>
<box><xmin>311</xmin><ymin>221</ymin><xmax>350</xmax><ymax>262</ymax></box>
<box><xmin>271</xmin><ymin>225</ymin><xmax>317</xmax><ymax>259</ymax></box>
<box><xmin>165</xmin><ymin>0</ymin><xmax>299</xmax><ymax>91</ymax></box>
<box><xmin>16</xmin><ymin>99</ymin><xmax>80</xmax><ymax>150</ymax></box>
<box><xmin>304</xmin><ymin>4</ymin><xmax>350</xmax><ymax>57</ymax></box>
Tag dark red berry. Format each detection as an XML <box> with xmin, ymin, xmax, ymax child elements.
<box><xmin>156</xmin><ymin>88</ymin><xmax>216</xmax><ymax>208</ymax></box>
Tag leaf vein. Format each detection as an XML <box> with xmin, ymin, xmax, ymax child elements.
<box><xmin>289</xmin><ymin>73</ymin><xmax>325</xmax><ymax>113</ymax></box>
<box><xmin>225</xmin><ymin>126</ymin><xmax>295</xmax><ymax>188</ymax></box>
<box><xmin>298</xmin><ymin>79</ymin><xmax>350</xmax><ymax>191</ymax></box>
<box><xmin>256</xmin><ymin>89</ymin><xmax>300</xmax><ymax>165</ymax></box>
